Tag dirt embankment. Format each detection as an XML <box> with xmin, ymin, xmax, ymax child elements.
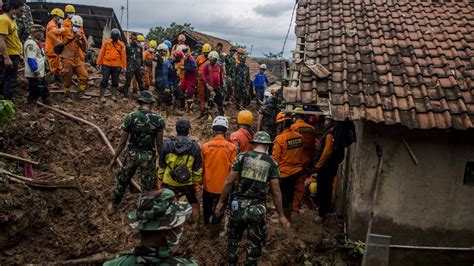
<box><xmin>0</xmin><ymin>87</ymin><xmax>360</xmax><ymax>264</ymax></box>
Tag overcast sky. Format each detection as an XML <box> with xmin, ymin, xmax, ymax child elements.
<box><xmin>43</xmin><ymin>0</ymin><xmax>297</xmax><ymax>58</ymax></box>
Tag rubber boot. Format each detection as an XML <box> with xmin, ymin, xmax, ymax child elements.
<box><xmin>100</xmin><ymin>86</ymin><xmax>106</xmax><ymax>103</ymax></box>
<box><xmin>191</xmin><ymin>203</ymin><xmax>201</xmax><ymax>225</ymax></box>
<box><xmin>78</xmin><ymin>85</ymin><xmax>91</xmax><ymax>99</ymax></box>
<box><xmin>284</xmin><ymin>208</ymin><xmax>292</xmax><ymax>222</ymax></box>
<box><xmin>111</xmin><ymin>87</ymin><xmax>117</xmax><ymax>101</ymax></box>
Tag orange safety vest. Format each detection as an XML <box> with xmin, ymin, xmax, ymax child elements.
<box><xmin>291</xmin><ymin>119</ymin><xmax>316</xmax><ymax>166</ymax></box>
<box><xmin>272</xmin><ymin>128</ymin><xmax>304</xmax><ymax>178</ymax></box>
<box><xmin>196</xmin><ymin>54</ymin><xmax>208</xmax><ymax>80</ymax></box>
<box><xmin>97</xmin><ymin>39</ymin><xmax>126</xmax><ymax>68</ymax></box>
<box><xmin>201</xmin><ymin>135</ymin><xmax>236</xmax><ymax>194</ymax></box>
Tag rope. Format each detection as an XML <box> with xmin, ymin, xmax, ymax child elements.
<box><xmin>279</xmin><ymin>1</ymin><xmax>298</xmax><ymax>77</ymax></box>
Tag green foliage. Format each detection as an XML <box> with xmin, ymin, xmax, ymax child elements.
<box><xmin>0</xmin><ymin>100</ymin><xmax>15</xmax><ymax>125</ymax></box>
<box><xmin>263</xmin><ymin>51</ymin><xmax>283</xmax><ymax>58</ymax></box>
<box><xmin>345</xmin><ymin>239</ymin><xmax>365</xmax><ymax>256</ymax></box>
<box><xmin>146</xmin><ymin>22</ymin><xmax>194</xmax><ymax>42</ymax></box>
<box><xmin>232</xmin><ymin>43</ymin><xmax>247</xmax><ymax>49</ymax></box>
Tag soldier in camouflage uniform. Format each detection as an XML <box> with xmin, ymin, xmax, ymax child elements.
<box><xmin>257</xmin><ymin>93</ymin><xmax>280</xmax><ymax>141</ymax></box>
<box><xmin>122</xmin><ymin>33</ymin><xmax>144</xmax><ymax>97</ymax></box>
<box><xmin>15</xmin><ymin>3</ymin><xmax>33</xmax><ymax>43</ymax></box>
<box><xmin>104</xmin><ymin>189</ymin><xmax>198</xmax><ymax>265</ymax></box>
<box><xmin>215</xmin><ymin>131</ymin><xmax>290</xmax><ymax>266</ymax></box>
<box><xmin>224</xmin><ymin>46</ymin><xmax>237</xmax><ymax>101</ymax></box>
<box><xmin>109</xmin><ymin>91</ymin><xmax>165</xmax><ymax>206</ymax></box>
<box><xmin>234</xmin><ymin>53</ymin><xmax>252</xmax><ymax>108</ymax></box>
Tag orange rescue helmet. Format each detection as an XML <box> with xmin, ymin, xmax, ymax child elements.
<box><xmin>276</xmin><ymin>112</ymin><xmax>291</xmax><ymax>123</ymax></box>
<box><xmin>237</xmin><ymin>110</ymin><xmax>253</xmax><ymax>126</ymax></box>
<box><xmin>237</xmin><ymin>47</ymin><xmax>245</xmax><ymax>54</ymax></box>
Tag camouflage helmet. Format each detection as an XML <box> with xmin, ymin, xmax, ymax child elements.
<box><xmin>137</xmin><ymin>91</ymin><xmax>156</xmax><ymax>104</ymax></box>
<box><xmin>249</xmin><ymin>131</ymin><xmax>273</xmax><ymax>145</ymax></box>
<box><xmin>128</xmin><ymin>189</ymin><xmax>191</xmax><ymax>231</ymax></box>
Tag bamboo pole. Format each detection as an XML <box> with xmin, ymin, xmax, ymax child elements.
<box><xmin>36</xmin><ymin>103</ymin><xmax>141</xmax><ymax>192</ymax></box>
<box><xmin>0</xmin><ymin>152</ymin><xmax>39</xmax><ymax>165</ymax></box>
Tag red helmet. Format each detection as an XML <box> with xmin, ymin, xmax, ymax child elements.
<box><xmin>172</xmin><ymin>50</ymin><xmax>184</xmax><ymax>59</ymax></box>
<box><xmin>237</xmin><ymin>47</ymin><xmax>245</xmax><ymax>54</ymax></box>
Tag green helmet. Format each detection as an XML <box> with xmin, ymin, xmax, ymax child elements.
<box><xmin>250</xmin><ymin>131</ymin><xmax>273</xmax><ymax>145</ymax></box>
<box><xmin>128</xmin><ymin>189</ymin><xmax>191</xmax><ymax>231</ymax></box>
<box><xmin>137</xmin><ymin>91</ymin><xmax>156</xmax><ymax>104</ymax></box>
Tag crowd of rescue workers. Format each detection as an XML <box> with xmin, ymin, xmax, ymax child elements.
<box><xmin>0</xmin><ymin>1</ymin><xmax>342</xmax><ymax>265</ymax></box>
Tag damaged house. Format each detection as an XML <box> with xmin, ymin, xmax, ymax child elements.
<box><xmin>291</xmin><ymin>0</ymin><xmax>473</xmax><ymax>263</ymax></box>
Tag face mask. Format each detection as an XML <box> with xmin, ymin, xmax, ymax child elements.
<box><xmin>67</xmin><ymin>14</ymin><xmax>74</xmax><ymax>19</ymax></box>
<box><xmin>72</xmin><ymin>26</ymin><xmax>80</xmax><ymax>33</ymax></box>
<box><xmin>150</xmin><ymin>48</ymin><xmax>156</xmax><ymax>53</ymax></box>
<box><xmin>57</xmin><ymin>18</ymin><xmax>63</xmax><ymax>25</ymax></box>
<box><xmin>166</xmin><ymin>228</ymin><xmax>183</xmax><ymax>247</ymax></box>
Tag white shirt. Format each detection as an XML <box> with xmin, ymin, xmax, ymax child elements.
<box><xmin>24</xmin><ymin>37</ymin><xmax>46</xmax><ymax>78</ymax></box>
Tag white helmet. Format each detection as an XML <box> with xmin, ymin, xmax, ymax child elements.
<box><xmin>208</xmin><ymin>51</ymin><xmax>219</xmax><ymax>60</ymax></box>
<box><xmin>259</xmin><ymin>64</ymin><xmax>267</xmax><ymax>70</ymax></box>
<box><xmin>71</xmin><ymin>15</ymin><xmax>83</xmax><ymax>27</ymax></box>
<box><xmin>212</xmin><ymin>116</ymin><xmax>229</xmax><ymax>129</ymax></box>
<box><xmin>158</xmin><ymin>43</ymin><xmax>168</xmax><ymax>51</ymax></box>
<box><xmin>177</xmin><ymin>44</ymin><xmax>188</xmax><ymax>52</ymax></box>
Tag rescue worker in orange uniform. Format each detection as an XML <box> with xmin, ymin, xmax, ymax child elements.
<box><xmin>60</xmin><ymin>15</ymin><xmax>89</xmax><ymax>99</ymax></box>
<box><xmin>290</xmin><ymin>107</ymin><xmax>316</xmax><ymax>212</ymax></box>
<box><xmin>272</xmin><ymin>112</ymin><xmax>304</xmax><ymax>220</ymax></box>
<box><xmin>314</xmin><ymin>115</ymin><xmax>341</xmax><ymax>223</ymax></box>
<box><xmin>230</xmin><ymin>110</ymin><xmax>255</xmax><ymax>154</ymax></box>
<box><xmin>171</xmin><ymin>34</ymin><xmax>190</xmax><ymax>54</ymax></box>
<box><xmin>45</xmin><ymin>8</ymin><xmax>65</xmax><ymax>83</ymax></box>
<box><xmin>201</xmin><ymin>116</ymin><xmax>236</xmax><ymax>225</ymax></box>
<box><xmin>196</xmin><ymin>43</ymin><xmax>211</xmax><ymax>113</ymax></box>
<box><xmin>96</xmin><ymin>28</ymin><xmax>126</xmax><ymax>102</ymax></box>
<box><xmin>142</xmin><ymin>40</ymin><xmax>157</xmax><ymax>90</ymax></box>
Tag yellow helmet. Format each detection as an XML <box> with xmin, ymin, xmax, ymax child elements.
<box><xmin>202</xmin><ymin>43</ymin><xmax>212</xmax><ymax>53</ymax></box>
<box><xmin>149</xmin><ymin>40</ymin><xmax>158</xmax><ymax>48</ymax></box>
<box><xmin>51</xmin><ymin>8</ymin><xmax>65</xmax><ymax>19</ymax></box>
<box><xmin>294</xmin><ymin>107</ymin><xmax>303</xmax><ymax>112</ymax></box>
<box><xmin>137</xmin><ymin>35</ymin><xmax>145</xmax><ymax>42</ymax></box>
<box><xmin>237</xmin><ymin>110</ymin><xmax>253</xmax><ymax>126</ymax></box>
<box><xmin>65</xmin><ymin>4</ymin><xmax>75</xmax><ymax>13</ymax></box>
<box><xmin>276</xmin><ymin>112</ymin><xmax>291</xmax><ymax>123</ymax></box>
<box><xmin>309</xmin><ymin>181</ymin><xmax>317</xmax><ymax>195</ymax></box>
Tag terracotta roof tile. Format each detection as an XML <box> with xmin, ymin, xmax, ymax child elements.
<box><xmin>292</xmin><ymin>0</ymin><xmax>474</xmax><ymax>129</ymax></box>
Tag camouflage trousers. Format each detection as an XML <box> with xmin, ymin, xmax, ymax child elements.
<box><xmin>227</xmin><ymin>199</ymin><xmax>267</xmax><ymax>266</ymax></box>
<box><xmin>113</xmin><ymin>149</ymin><xmax>157</xmax><ymax>205</ymax></box>
<box><xmin>235</xmin><ymin>85</ymin><xmax>250</xmax><ymax>106</ymax></box>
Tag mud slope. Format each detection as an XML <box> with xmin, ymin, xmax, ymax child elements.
<box><xmin>0</xmin><ymin>88</ymin><xmax>360</xmax><ymax>264</ymax></box>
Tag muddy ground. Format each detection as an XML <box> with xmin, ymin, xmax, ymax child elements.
<box><xmin>0</xmin><ymin>83</ymin><xmax>361</xmax><ymax>265</ymax></box>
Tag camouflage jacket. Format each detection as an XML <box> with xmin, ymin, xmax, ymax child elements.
<box><xmin>235</xmin><ymin>63</ymin><xmax>251</xmax><ymax>88</ymax></box>
<box><xmin>16</xmin><ymin>4</ymin><xmax>33</xmax><ymax>43</ymax></box>
<box><xmin>224</xmin><ymin>54</ymin><xmax>236</xmax><ymax>79</ymax></box>
<box><xmin>121</xmin><ymin>109</ymin><xmax>165</xmax><ymax>152</ymax></box>
<box><xmin>103</xmin><ymin>246</ymin><xmax>198</xmax><ymax>266</ymax></box>
<box><xmin>231</xmin><ymin>150</ymin><xmax>279</xmax><ymax>202</ymax></box>
<box><xmin>126</xmin><ymin>44</ymin><xmax>143</xmax><ymax>71</ymax></box>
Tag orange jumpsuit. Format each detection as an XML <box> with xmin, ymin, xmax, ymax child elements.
<box><xmin>142</xmin><ymin>50</ymin><xmax>154</xmax><ymax>89</ymax></box>
<box><xmin>45</xmin><ymin>19</ymin><xmax>63</xmax><ymax>75</ymax></box>
<box><xmin>60</xmin><ymin>22</ymin><xmax>88</xmax><ymax>92</ymax></box>
<box><xmin>290</xmin><ymin>119</ymin><xmax>316</xmax><ymax>211</ymax></box>
<box><xmin>196</xmin><ymin>54</ymin><xmax>208</xmax><ymax>109</ymax></box>
<box><xmin>201</xmin><ymin>135</ymin><xmax>237</xmax><ymax>194</ymax></box>
<box><xmin>230</xmin><ymin>127</ymin><xmax>254</xmax><ymax>154</ymax></box>
<box><xmin>272</xmin><ymin>128</ymin><xmax>304</xmax><ymax>178</ymax></box>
